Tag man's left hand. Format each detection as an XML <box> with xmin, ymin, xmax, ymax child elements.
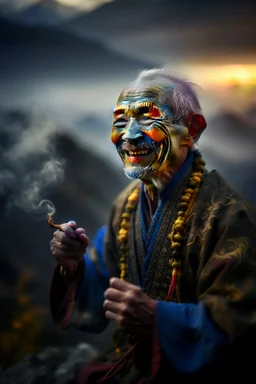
<box><xmin>104</xmin><ymin>277</ymin><xmax>157</xmax><ymax>338</ymax></box>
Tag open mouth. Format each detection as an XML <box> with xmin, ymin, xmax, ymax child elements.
<box><xmin>121</xmin><ymin>147</ymin><xmax>158</xmax><ymax>166</ymax></box>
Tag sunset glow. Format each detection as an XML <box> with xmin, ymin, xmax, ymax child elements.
<box><xmin>184</xmin><ymin>64</ymin><xmax>256</xmax><ymax>87</ymax></box>
<box><xmin>56</xmin><ymin>0</ymin><xmax>113</xmax><ymax>11</ymax></box>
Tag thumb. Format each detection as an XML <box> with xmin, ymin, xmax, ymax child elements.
<box><xmin>59</xmin><ymin>222</ymin><xmax>76</xmax><ymax>239</ymax></box>
<box><xmin>68</xmin><ymin>220</ymin><xmax>77</xmax><ymax>229</ymax></box>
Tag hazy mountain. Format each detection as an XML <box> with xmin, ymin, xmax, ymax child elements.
<box><xmin>207</xmin><ymin>110</ymin><xmax>256</xmax><ymax>139</ymax></box>
<box><xmin>0</xmin><ymin>15</ymin><xmax>151</xmax><ymax>116</ymax></box>
<box><xmin>0</xmin><ymin>16</ymin><xmax>150</xmax><ymax>82</ymax></box>
<box><xmin>199</xmin><ymin>110</ymin><xmax>256</xmax><ymax>205</ymax></box>
<box><xmin>63</xmin><ymin>0</ymin><xmax>256</xmax><ymax>64</ymax></box>
<box><xmin>3</xmin><ymin>0</ymin><xmax>77</xmax><ymax>26</ymax></box>
<box><xmin>246</xmin><ymin>104</ymin><xmax>256</xmax><ymax>125</ymax></box>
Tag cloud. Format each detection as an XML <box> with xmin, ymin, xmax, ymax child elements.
<box><xmin>0</xmin><ymin>0</ymin><xmax>114</xmax><ymax>12</ymax></box>
<box><xmin>0</xmin><ymin>0</ymin><xmax>39</xmax><ymax>10</ymax></box>
<box><xmin>56</xmin><ymin>0</ymin><xmax>114</xmax><ymax>11</ymax></box>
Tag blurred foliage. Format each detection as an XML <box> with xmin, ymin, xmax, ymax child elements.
<box><xmin>0</xmin><ymin>269</ymin><xmax>45</xmax><ymax>368</ymax></box>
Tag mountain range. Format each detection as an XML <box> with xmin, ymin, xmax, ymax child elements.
<box><xmin>200</xmin><ymin>108</ymin><xmax>256</xmax><ymax>204</ymax></box>
<box><xmin>2</xmin><ymin>0</ymin><xmax>255</xmax><ymax>66</ymax></box>
<box><xmin>63</xmin><ymin>0</ymin><xmax>256</xmax><ymax>64</ymax></box>
<box><xmin>0</xmin><ymin>0</ymin><xmax>78</xmax><ymax>25</ymax></box>
<box><xmin>0</xmin><ymin>15</ymin><xmax>150</xmax><ymax>81</ymax></box>
<box><xmin>0</xmin><ymin>15</ymin><xmax>152</xmax><ymax>120</ymax></box>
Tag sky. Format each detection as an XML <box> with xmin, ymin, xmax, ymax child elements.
<box><xmin>0</xmin><ymin>0</ymin><xmax>255</xmax><ymax>119</ymax></box>
<box><xmin>0</xmin><ymin>0</ymin><xmax>114</xmax><ymax>11</ymax></box>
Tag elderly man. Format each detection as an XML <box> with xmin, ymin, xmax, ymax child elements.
<box><xmin>49</xmin><ymin>68</ymin><xmax>256</xmax><ymax>383</ymax></box>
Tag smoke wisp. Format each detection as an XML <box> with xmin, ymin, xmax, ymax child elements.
<box><xmin>0</xmin><ymin>109</ymin><xmax>65</xmax><ymax>220</ymax></box>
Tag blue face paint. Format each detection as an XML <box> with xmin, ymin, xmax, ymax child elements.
<box><xmin>112</xmin><ymin>85</ymin><xmax>189</xmax><ymax>182</ymax></box>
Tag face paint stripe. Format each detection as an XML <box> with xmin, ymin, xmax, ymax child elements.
<box><xmin>151</xmin><ymin>122</ymin><xmax>171</xmax><ymax>164</ymax></box>
<box><xmin>144</xmin><ymin>127</ymin><xmax>165</xmax><ymax>142</ymax></box>
<box><xmin>111</xmin><ymin>130</ymin><xmax>123</xmax><ymax>145</ymax></box>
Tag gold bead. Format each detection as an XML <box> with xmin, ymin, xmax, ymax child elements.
<box><xmin>185</xmin><ymin>188</ymin><xmax>194</xmax><ymax>194</ymax></box>
<box><xmin>171</xmin><ymin>261</ymin><xmax>182</xmax><ymax>269</ymax></box>
<box><xmin>168</xmin><ymin>232</ymin><xmax>174</xmax><ymax>241</ymax></box>
<box><xmin>174</xmin><ymin>218</ymin><xmax>185</xmax><ymax>225</ymax></box>
<box><xmin>177</xmin><ymin>211</ymin><xmax>185</xmax><ymax>216</ymax></box>
<box><xmin>192</xmin><ymin>172</ymin><xmax>202</xmax><ymax>177</ymax></box>
<box><xmin>174</xmin><ymin>223</ymin><xmax>185</xmax><ymax>233</ymax></box>
<box><xmin>188</xmin><ymin>180</ymin><xmax>197</xmax><ymax>188</ymax></box>
<box><xmin>117</xmin><ymin>235</ymin><xmax>127</xmax><ymax>242</ymax></box>
<box><xmin>181</xmin><ymin>195</ymin><xmax>190</xmax><ymax>202</ymax></box>
<box><xmin>128</xmin><ymin>190</ymin><xmax>140</xmax><ymax>201</ymax></box>
<box><xmin>118</xmin><ymin>228</ymin><xmax>128</xmax><ymax>236</ymax></box>
<box><xmin>128</xmin><ymin>196</ymin><xmax>138</xmax><ymax>202</ymax></box>
<box><xmin>195</xmin><ymin>165</ymin><xmax>205</xmax><ymax>172</ymax></box>
<box><xmin>192</xmin><ymin>176</ymin><xmax>201</xmax><ymax>184</ymax></box>
<box><xmin>125</xmin><ymin>203</ymin><xmax>135</xmax><ymax>209</ymax></box>
<box><xmin>171</xmin><ymin>242</ymin><xmax>182</xmax><ymax>249</ymax></box>
<box><xmin>180</xmin><ymin>201</ymin><xmax>188</xmax><ymax>208</ymax></box>
<box><xmin>122</xmin><ymin>213</ymin><xmax>130</xmax><ymax>219</ymax></box>
<box><xmin>121</xmin><ymin>220</ymin><xmax>130</xmax><ymax>229</ymax></box>
<box><xmin>174</xmin><ymin>234</ymin><xmax>184</xmax><ymax>242</ymax></box>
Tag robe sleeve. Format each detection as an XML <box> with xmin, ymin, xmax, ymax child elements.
<box><xmin>156</xmin><ymin>195</ymin><xmax>256</xmax><ymax>374</ymax></box>
<box><xmin>49</xmin><ymin>225</ymin><xmax>110</xmax><ymax>333</ymax></box>
<box><xmin>156</xmin><ymin>301</ymin><xmax>228</xmax><ymax>373</ymax></box>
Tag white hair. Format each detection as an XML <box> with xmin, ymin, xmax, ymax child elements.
<box><xmin>129</xmin><ymin>67</ymin><xmax>202</xmax><ymax>123</ymax></box>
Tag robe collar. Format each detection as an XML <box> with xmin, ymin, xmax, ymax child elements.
<box><xmin>143</xmin><ymin>150</ymin><xmax>195</xmax><ymax>208</ymax></box>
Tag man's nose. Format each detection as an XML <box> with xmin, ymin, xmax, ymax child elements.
<box><xmin>122</xmin><ymin>121</ymin><xmax>143</xmax><ymax>144</ymax></box>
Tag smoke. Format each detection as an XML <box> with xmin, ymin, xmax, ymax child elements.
<box><xmin>15</xmin><ymin>158</ymin><xmax>65</xmax><ymax>218</ymax></box>
<box><xmin>0</xmin><ymin>110</ymin><xmax>65</xmax><ymax>219</ymax></box>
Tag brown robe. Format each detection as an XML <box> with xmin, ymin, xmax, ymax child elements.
<box><xmin>50</xmin><ymin>168</ymin><xmax>256</xmax><ymax>382</ymax></box>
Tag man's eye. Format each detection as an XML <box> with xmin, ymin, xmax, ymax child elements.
<box><xmin>140</xmin><ymin>117</ymin><xmax>153</xmax><ymax>125</ymax></box>
<box><xmin>114</xmin><ymin>119</ymin><xmax>128</xmax><ymax>128</ymax></box>
<box><xmin>138</xmin><ymin>106</ymin><xmax>150</xmax><ymax>114</ymax></box>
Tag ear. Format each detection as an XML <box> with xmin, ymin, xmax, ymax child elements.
<box><xmin>185</xmin><ymin>113</ymin><xmax>207</xmax><ymax>142</ymax></box>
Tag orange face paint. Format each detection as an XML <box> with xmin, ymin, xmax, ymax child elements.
<box><xmin>113</xmin><ymin>108</ymin><xmax>127</xmax><ymax>120</ymax></box>
<box><xmin>147</xmin><ymin>105</ymin><xmax>162</xmax><ymax>119</ymax></box>
<box><xmin>110</xmin><ymin>130</ymin><xmax>122</xmax><ymax>145</ymax></box>
<box><xmin>144</xmin><ymin>127</ymin><xmax>165</xmax><ymax>142</ymax></box>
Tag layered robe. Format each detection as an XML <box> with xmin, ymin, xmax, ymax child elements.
<box><xmin>50</xmin><ymin>152</ymin><xmax>256</xmax><ymax>382</ymax></box>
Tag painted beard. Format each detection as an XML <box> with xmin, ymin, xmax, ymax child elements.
<box><xmin>118</xmin><ymin>140</ymin><xmax>170</xmax><ymax>180</ymax></box>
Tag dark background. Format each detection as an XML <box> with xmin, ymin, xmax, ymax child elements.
<box><xmin>0</xmin><ymin>0</ymin><xmax>256</xmax><ymax>369</ymax></box>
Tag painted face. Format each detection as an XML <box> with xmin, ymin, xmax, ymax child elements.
<box><xmin>111</xmin><ymin>86</ymin><xmax>191</xmax><ymax>181</ymax></box>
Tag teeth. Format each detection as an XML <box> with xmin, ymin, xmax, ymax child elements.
<box><xmin>128</xmin><ymin>150</ymin><xmax>150</xmax><ymax>156</ymax></box>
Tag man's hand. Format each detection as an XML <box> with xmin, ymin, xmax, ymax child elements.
<box><xmin>104</xmin><ymin>278</ymin><xmax>157</xmax><ymax>338</ymax></box>
<box><xmin>49</xmin><ymin>220</ymin><xmax>89</xmax><ymax>275</ymax></box>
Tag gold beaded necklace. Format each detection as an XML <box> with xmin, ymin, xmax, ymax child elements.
<box><xmin>117</xmin><ymin>152</ymin><xmax>205</xmax><ymax>301</ymax></box>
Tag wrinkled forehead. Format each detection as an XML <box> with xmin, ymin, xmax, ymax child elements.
<box><xmin>117</xmin><ymin>80</ymin><xmax>175</xmax><ymax>106</ymax></box>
